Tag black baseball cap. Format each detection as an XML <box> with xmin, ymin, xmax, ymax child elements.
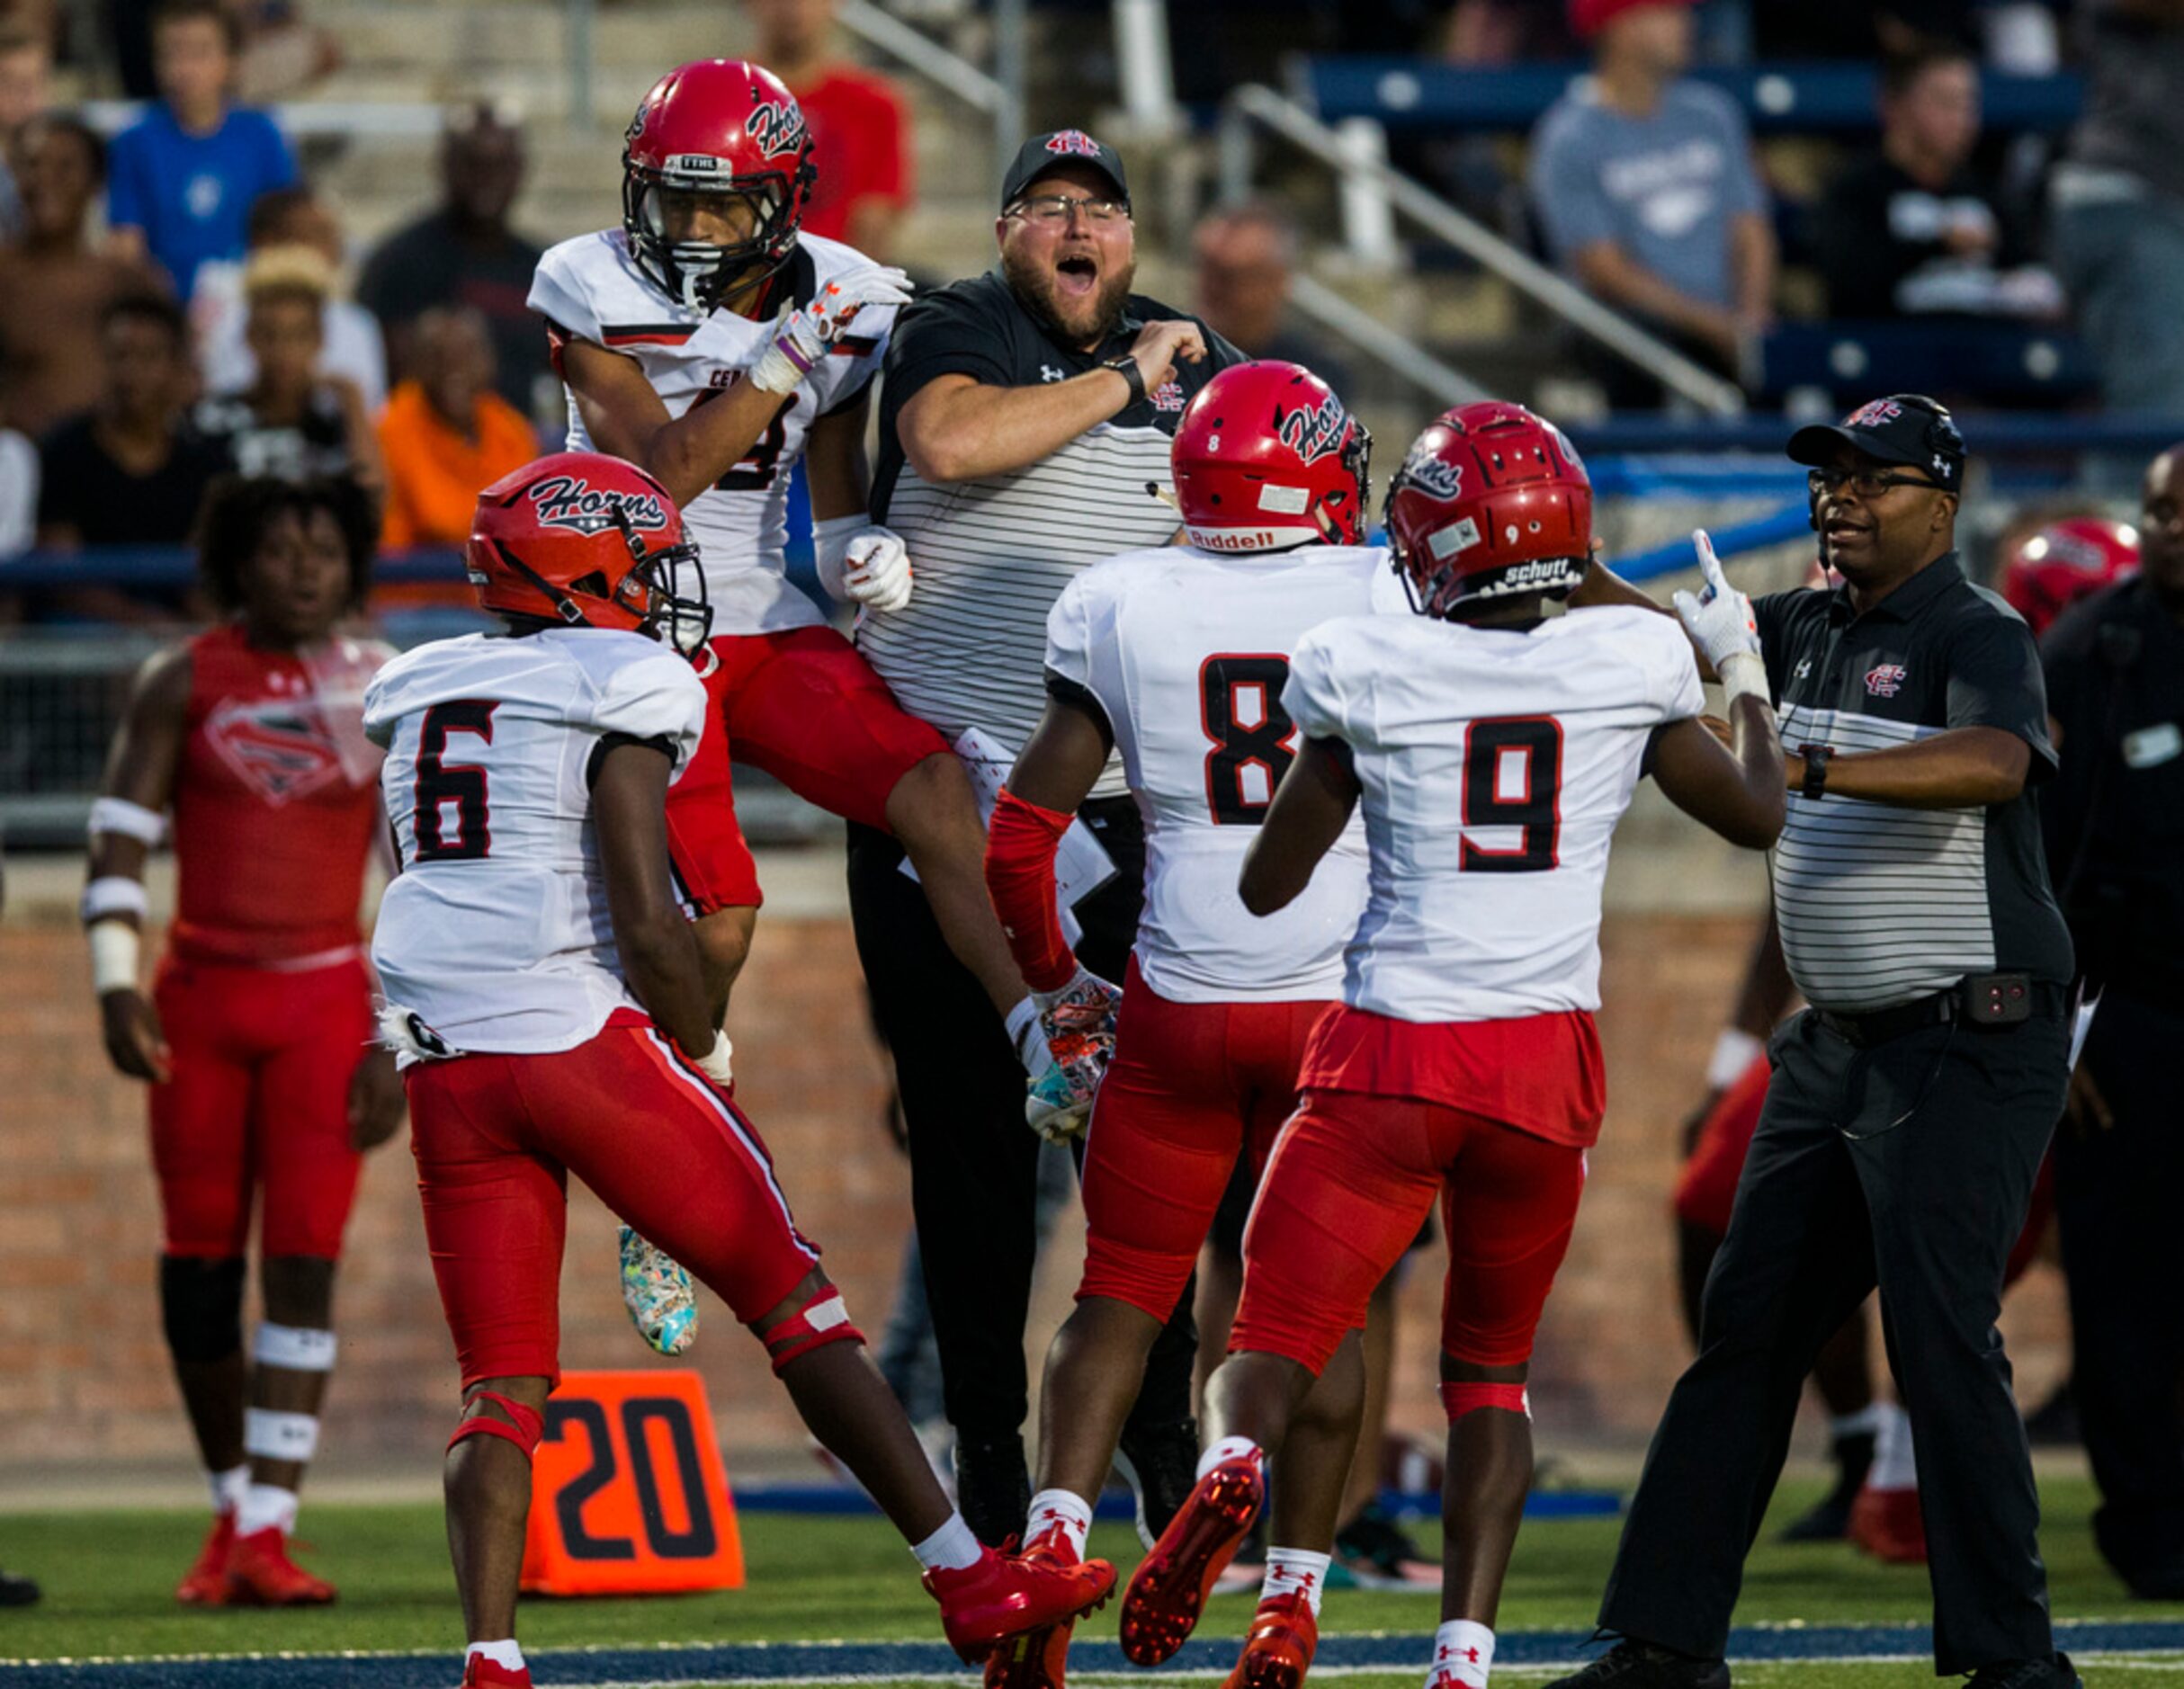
<box><xmin>1001</xmin><ymin>129</ymin><xmax>1130</xmax><ymax>212</ymax></box>
<box><xmin>1786</xmin><ymin>394</ymin><xmax>1965</xmax><ymax>492</ymax></box>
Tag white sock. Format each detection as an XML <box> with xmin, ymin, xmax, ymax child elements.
<box><xmin>209</xmin><ymin>1463</ymin><xmax>249</xmax><ymax>1516</ymax></box>
<box><xmin>1830</xmin><ymin>1404</ymin><xmax>1884</xmax><ymax>1441</ymax></box>
<box><xmin>1006</xmin><ymin>997</ymin><xmax>1048</xmax><ymax>1076</ymax></box>
<box><xmin>1430</xmin><ymin>1619</ymin><xmax>1496</xmax><ymax>1688</ymax></box>
<box><xmin>1025</xmin><ymin>1488</ymin><xmax>1092</xmax><ymax>1560</ymax></box>
<box><xmin>1867</xmin><ymin>1402</ymin><xmax>1917</xmax><ymax>1491</ymax></box>
<box><xmin>467</xmin><ymin>1639</ymin><xmax>525</xmax><ymax>1671</ymax></box>
<box><xmin>1196</xmin><ymin>1434</ymin><xmax>1260</xmax><ymax>1481</ymax></box>
<box><xmin>237</xmin><ymin>1483</ymin><xmax>299</xmax><ymax>1538</ymax></box>
<box><xmin>910</xmin><ymin>1510</ymin><xmax>985</xmax><ymax>1572</ymax></box>
<box><xmin>1262</xmin><ymin>1548</ymin><xmax>1330</xmax><ymax>1616</ymax></box>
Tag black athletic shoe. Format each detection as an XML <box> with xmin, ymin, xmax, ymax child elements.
<box><xmin>2022</xmin><ymin>1379</ymin><xmax>2080</xmax><ymax>1449</ymax></box>
<box><xmin>953</xmin><ymin>1433</ymin><xmax>1033</xmax><ymax>1550</ymax></box>
<box><xmin>1778</xmin><ymin>1428</ymin><xmax>1875</xmax><ymax>1542</ymax></box>
<box><xmin>1116</xmin><ymin>1417</ymin><xmax>1199</xmax><ymax>1547</ymax></box>
<box><xmin>1965</xmin><ymin>1654</ymin><xmax>2081</xmax><ymax>1689</ymax></box>
<box><xmin>0</xmin><ymin>1568</ymin><xmax>39</xmax><ymax>1607</ymax></box>
<box><xmin>1335</xmin><ymin>1498</ymin><xmax>1433</xmax><ymax>1577</ymax></box>
<box><xmin>1544</xmin><ymin>1640</ymin><xmax>1731</xmax><ymax>1689</ymax></box>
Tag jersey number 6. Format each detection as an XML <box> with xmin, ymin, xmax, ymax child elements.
<box><xmin>414</xmin><ymin>700</ymin><xmax>498</xmax><ymax>862</ymax></box>
<box><xmin>1200</xmin><ymin>654</ymin><xmax>1296</xmax><ymax>827</ymax></box>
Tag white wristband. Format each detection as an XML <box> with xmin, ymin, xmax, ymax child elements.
<box><xmin>694</xmin><ymin>1032</ymin><xmax>735</xmax><ymax>1087</ymax></box>
<box><xmin>88</xmin><ymin>796</ymin><xmax>166</xmax><ymax>845</ymax></box>
<box><xmin>1715</xmin><ymin>651</ymin><xmax>1770</xmax><ymax>712</ymax></box>
<box><xmin>1705</xmin><ymin>1025</ymin><xmax>1765</xmax><ymax>1089</ymax></box>
<box><xmin>88</xmin><ymin>920</ymin><xmax>141</xmax><ymax>996</ymax></box>
<box><xmin>81</xmin><ymin>875</ymin><xmax>148</xmax><ymax>923</ymax></box>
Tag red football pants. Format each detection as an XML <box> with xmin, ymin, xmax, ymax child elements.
<box><xmin>1232</xmin><ymin>1088</ymin><xmax>1589</xmax><ymax>1376</ymax></box>
<box><xmin>666</xmin><ymin>625</ymin><xmax>950</xmax><ymax>914</ymax></box>
<box><xmin>150</xmin><ymin>952</ymin><xmax>372</xmax><ymax>1259</ymax></box>
<box><xmin>1077</xmin><ymin>960</ymin><xmax>1333</xmax><ymax>1322</ymax></box>
<box><xmin>404</xmin><ymin>1013</ymin><xmax>823</xmax><ymax>1387</ymax></box>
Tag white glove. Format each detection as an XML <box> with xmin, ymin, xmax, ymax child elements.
<box><xmin>749</xmin><ymin>266</ymin><xmax>913</xmax><ymax>396</ymax></box>
<box><xmin>816</xmin><ymin>518</ymin><xmax>913</xmax><ymax>613</ymax></box>
<box><xmin>1673</xmin><ymin>529</ymin><xmax>1762</xmax><ymax>665</ymax></box>
<box><xmin>692</xmin><ymin>1032</ymin><xmax>734</xmax><ymax>1089</ymax></box>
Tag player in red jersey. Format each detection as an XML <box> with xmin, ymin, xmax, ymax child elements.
<box><xmin>365</xmin><ymin>454</ymin><xmax>1116</xmax><ymax>1689</ymax></box>
<box><xmin>85</xmin><ymin>476</ymin><xmax>407</xmax><ymax>1607</ymax></box>
<box><xmin>1117</xmin><ymin>407</ymin><xmax>1786</xmax><ymax>1689</ymax></box>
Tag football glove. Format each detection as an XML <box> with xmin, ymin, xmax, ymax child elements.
<box><xmin>1025</xmin><ymin>967</ymin><xmax>1122</xmax><ymax>1144</ymax></box>
<box><xmin>751</xmin><ymin>266</ymin><xmax>913</xmax><ymax>396</ymax></box>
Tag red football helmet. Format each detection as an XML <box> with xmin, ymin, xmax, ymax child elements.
<box><xmin>1172</xmin><ymin>362</ymin><xmax>1371</xmax><ymax>551</ymax></box>
<box><xmin>469</xmin><ymin>452</ymin><xmax>712</xmax><ymax>655</ymax></box>
<box><xmin>2001</xmin><ymin>515</ymin><xmax>2139</xmax><ymax>637</ymax></box>
<box><xmin>1383</xmin><ymin>401</ymin><xmax>1592</xmax><ymax>617</ymax></box>
<box><xmin>622</xmin><ymin>59</ymin><xmax>816</xmax><ymax>312</ymax></box>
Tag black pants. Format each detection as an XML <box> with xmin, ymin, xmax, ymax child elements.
<box><xmin>1600</xmin><ymin>1003</ymin><xmax>2069</xmax><ymax>1674</ymax></box>
<box><xmin>2055</xmin><ymin>987</ymin><xmax>2184</xmax><ymax>1586</ymax></box>
<box><xmin>846</xmin><ymin>798</ymin><xmax>1199</xmax><ymax>1443</ymax></box>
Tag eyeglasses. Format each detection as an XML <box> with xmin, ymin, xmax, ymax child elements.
<box><xmin>1009</xmin><ymin>193</ymin><xmax>1129</xmax><ymax>227</ymax></box>
<box><xmin>1807</xmin><ymin>467</ymin><xmax>1946</xmax><ymax>498</ymax></box>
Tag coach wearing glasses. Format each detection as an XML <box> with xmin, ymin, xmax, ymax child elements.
<box><xmin>1560</xmin><ymin>396</ymin><xmax>2078</xmax><ymax>1689</ymax></box>
<box><xmin>846</xmin><ymin>130</ymin><xmax>1243</xmax><ymax>1545</ymax></box>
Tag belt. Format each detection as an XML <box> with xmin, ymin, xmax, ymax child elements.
<box><xmin>1813</xmin><ymin>976</ymin><xmax>2069</xmax><ymax>1048</ymax></box>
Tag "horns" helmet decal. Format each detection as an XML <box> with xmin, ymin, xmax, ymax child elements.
<box><xmin>527</xmin><ymin>476</ymin><xmax>668</xmax><ymax>537</ymax></box>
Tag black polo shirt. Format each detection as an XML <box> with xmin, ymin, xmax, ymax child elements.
<box><xmin>2040</xmin><ymin>576</ymin><xmax>2184</xmax><ymax>1000</ymax></box>
<box><xmin>1755</xmin><ymin>551</ymin><xmax>2072</xmax><ymax>1012</ymax></box>
<box><xmin>861</xmin><ymin>270</ymin><xmax>1244</xmax><ymax>797</ymax></box>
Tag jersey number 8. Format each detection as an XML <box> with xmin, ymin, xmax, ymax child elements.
<box><xmin>1199</xmin><ymin>655</ymin><xmax>1295</xmax><ymax>827</ymax></box>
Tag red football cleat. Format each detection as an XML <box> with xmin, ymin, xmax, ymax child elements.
<box><xmin>1848</xmin><ymin>1485</ymin><xmax>1928</xmax><ymax>1564</ymax></box>
<box><xmin>1121</xmin><ymin>1451</ymin><xmax>1267</xmax><ymax>1667</ymax></box>
<box><xmin>460</xmin><ymin>1654</ymin><xmax>533</xmax><ymax>1688</ymax></box>
<box><xmin>926</xmin><ymin>1541</ymin><xmax>1116</xmax><ymax>1665</ymax></box>
<box><xmin>223</xmin><ymin>1524</ymin><xmax>336</xmax><ymax>1605</ymax></box>
<box><xmin>985</xmin><ymin>1525</ymin><xmax>1084</xmax><ymax>1689</ymax></box>
<box><xmin>1225</xmin><ymin>1589</ymin><xmax>1318</xmax><ymax>1689</ymax></box>
<box><xmin>175</xmin><ymin>1513</ymin><xmax>236</xmax><ymax>1605</ymax></box>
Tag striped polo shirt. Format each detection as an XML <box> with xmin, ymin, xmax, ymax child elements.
<box><xmin>1757</xmin><ymin>553</ymin><xmax>2072</xmax><ymax>1012</ymax></box>
<box><xmin>865</xmin><ymin>270</ymin><xmax>1243</xmax><ymax>799</ymax></box>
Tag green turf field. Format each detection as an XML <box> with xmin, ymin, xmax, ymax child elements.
<box><xmin>4</xmin><ymin>1474</ymin><xmax>2181</xmax><ymax>1683</ymax></box>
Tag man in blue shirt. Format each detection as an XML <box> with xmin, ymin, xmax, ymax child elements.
<box><xmin>1526</xmin><ymin>0</ymin><xmax>1775</xmax><ymax>402</ymax></box>
<box><xmin>108</xmin><ymin>0</ymin><xmax>294</xmax><ymax>302</ymax></box>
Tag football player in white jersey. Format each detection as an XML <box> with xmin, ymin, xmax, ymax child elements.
<box><xmin>1115</xmin><ymin>405</ymin><xmax>1787</xmax><ymax>1689</ymax></box>
<box><xmin>365</xmin><ymin>454</ymin><xmax>1118</xmax><ymax>1689</ymax></box>
<box><xmin>978</xmin><ymin>362</ymin><xmax>1400</xmax><ymax>1689</ymax></box>
<box><xmin>532</xmin><ymin>59</ymin><xmax>1116</xmax><ymax>1344</ymax></box>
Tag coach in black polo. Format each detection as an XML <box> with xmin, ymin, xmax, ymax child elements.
<box><xmin>848</xmin><ymin>130</ymin><xmax>1244</xmax><ymax>1547</ymax></box>
<box><xmin>1559</xmin><ymin>396</ymin><xmax>2078</xmax><ymax>1689</ymax></box>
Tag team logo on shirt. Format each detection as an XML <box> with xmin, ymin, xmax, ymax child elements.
<box><xmin>204</xmin><ymin>696</ymin><xmax>348</xmax><ymax>805</ymax></box>
<box><xmin>1151</xmin><ymin>380</ymin><xmax>1186</xmax><ymax>412</ymax></box>
<box><xmin>745</xmin><ymin>99</ymin><xmax>810</xmax><ymax>158</ymax></box>
<box><xmin>1044</xmin><ymin>130</ymin><xmax>1102</xmax><ymax>158</ymax></box>
<box><xmin>527</xmin><ymin>475</ymin><xmax>668</xmax><ymax>537</ymax></box>
<box><xmin>1398</xmin><ymin>440</ymin><xmax>1463</xmax><ymax>500</ymax></box>
<box><xmin>1276</xmin><ymin>394</ymin><xmax>1350</xmax><ymax>464</ymax></box>
<box><xmin>1865</xmin><ymin>662</ymin><xmax>1908</xmax><ymax>697</ymax></box>
<box><xmin>1846</xmin><ymin>399</ymin><xmax>1903</xmax><ymax>429</ymax></box>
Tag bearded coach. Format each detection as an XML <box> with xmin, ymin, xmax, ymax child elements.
<box><xmin>845</xmin><ymin>130</ymin><xmax>1244</xmax><ymax>1545</ymax></box>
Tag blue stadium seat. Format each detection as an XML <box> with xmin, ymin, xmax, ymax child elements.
<box><xmin>1754</xmin><ymin>321</ymin><xmax>2099</xmax><ymax>408</ymax></box>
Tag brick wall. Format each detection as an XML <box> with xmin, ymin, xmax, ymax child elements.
<box><xmin>0</xmin><ymin>880</ymin><xmax>2069</xmax><ymax>1473</ymax></box>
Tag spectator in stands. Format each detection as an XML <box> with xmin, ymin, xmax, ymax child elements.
<box><xmin>742</xmin><ymin>0</ymin><xmax>913</xmax><ymax>261</ymax></box>
<box><xmin>0</xmin><ymin>23</ymin><xmax>53</xmax><ymax>240</ymax></box>
<box><xmin>1190</xmin><ymin>201</ymin><xmax>1352</xmax><ymax>394</ymax></box>
<box><xmin>356</xmin><ymin>102</ymin><xmax>549</xmax><ymax>424</ymax></box>
<box><xmin>375</xmin><ymin>306</ymin><xmax>535</xmax><ymax>550</ymax></box>
<box><xmin>1816</xmin><ymin>46</ymin><xmax>2061</xmax><ymax>319</ymax></box>
<box><xmin>0</xmin><ymin>115</ymin><xmax>167</xmax><ymax>439</ymax></box>
<box><xmin>106</xmin><ymin>0</ymin><xmax>297</xmax><ymax>302</ymax></box>
<box><xmin>36</xmin><ymin>293</ymin><xmax>230</xmax><ymax>618</ymax></box>
<box><xmin>198</xmin><ymin>185</ymin><xmax>387</xmax><ymax>412</ymax></box>
<box><xmin>192</xmin><ymin>246</ymin><xmax>380</xmax><ymax>486</ymax></box>
<box><xmin>1526</xmin><ymin>0</ymin><xmax>1776</xmax><ymax>405</ymax></box>
<box><xmin>2051</xmin><ymin>0</ymin><xmax>2184</xmax><ymax>415</ymax></box>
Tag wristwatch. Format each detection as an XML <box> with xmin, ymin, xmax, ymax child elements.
<box><xmin>1102</xmin><ymin>353</ymin><xmax>1147</xmax><ymax>407</ymax></box>
<box><xmin>1801</xmin><ymin>743</ymin><xmax>1832</xmax><ymax>801</ymax></box>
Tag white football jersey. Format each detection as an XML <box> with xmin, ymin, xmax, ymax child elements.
<box><xmin>1284</xmin><ymin>606</ymin><xmax>1705</xmax><ymax>1022</ymax></box>
<box><xmin>529</xmin><ymin>229</ymin><xmax>894</xmax><ymax>636</ymax></box>
<box><xmin>1046</xmin><ymin>542</ymin><xmax>1411</xmax><ymax>1004</ymax></box>
<box><xmin>365</xmin><ymin>628</ymin><xmax>708</xmax><ymax>1055</ymax></box>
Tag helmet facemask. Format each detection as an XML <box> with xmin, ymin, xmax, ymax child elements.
<box><xmin>622</xmin><ymin>163</ymin><xmax>806</xmax><ymax>315</ymax></box>
<box><xmin>606</xmin><ymin>505</ymin><xmax>713</xmax><ymax>657</ymax></box>
<box><xmin>1311</xmin><ymin>419</ymin><xmax>1373</xmax><ymax>546</ymax></box>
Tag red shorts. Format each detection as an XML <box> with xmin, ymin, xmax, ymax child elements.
<box><xmin>1673</xmin><ymin>1053</ymin><xmax>1771</xmax><ymax>1236</ymax></box>
<box><xmin>1230</xmin><ymin>1012</ymin><xmax>1598</xmax><ymax>1377</ymax></box>
<box><xmin>1077</xmin><ymin>959</ymin><xmax>1334</xmax><ymax>1322</ymax></box>
<box><xmin>149</xmin><ymin>952</ymin><xmax>372</xmax><ymax>1259</ymax></box>
<box><xmin>403</xmin><ymin>1011</ymin><xmax>823</xmax><ymax>1387</ymax></box>
<box><xmin>666</xmin><ymin>625</ymin><xmax>951</xmax><ymax>915</ymax></box>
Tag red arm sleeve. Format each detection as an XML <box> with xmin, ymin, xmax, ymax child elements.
<box><xmin>984</xmin><ymin>786</ymin><xmax>1078</xmax><ymax>993</ymax></box>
